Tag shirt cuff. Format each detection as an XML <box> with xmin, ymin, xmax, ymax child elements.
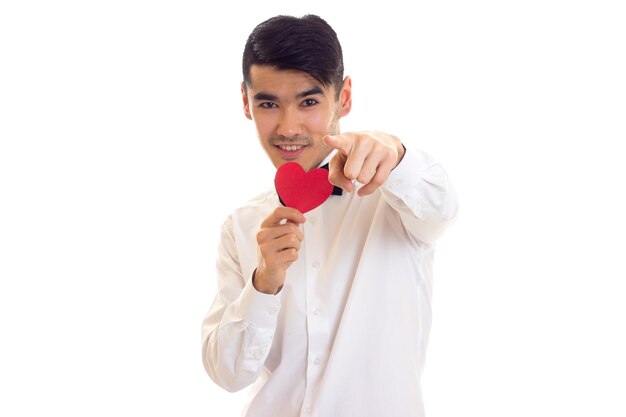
<box><xmin>235</xmin><ymin>274</ymin><xmax>283</xmax><ymax>327</ymax></box>
<box><xmin>385</xmin><ymin>147</ymin><xmax>428</xmax><ymax>195</ymax></box>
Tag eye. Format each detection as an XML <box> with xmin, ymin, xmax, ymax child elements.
<box><xmin>302</xmin><ymin>98</ymin><xmax>318</xmax><ymax>107</ymax></box>
<box><xmin>259</xmin><ymin>102</ymin><xmax>278</xmax><ymax>109</ymax></box>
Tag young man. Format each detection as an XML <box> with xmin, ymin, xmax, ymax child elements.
<box><xmin>201</xmin><ymin>14</ymin><xmax>458</xmax><ymax>417</ymax></box>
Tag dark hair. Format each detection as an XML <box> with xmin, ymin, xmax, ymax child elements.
<box><xmin>242</xmin><ymin>15</ymin><xmax>344</xmax><ymax>94</ymax></box>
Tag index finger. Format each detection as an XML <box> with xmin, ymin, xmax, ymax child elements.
<box><xmin>323</xmin><ymin>134</ymin><xmax>353</xmax><ymax>154</ymax></box>
<box><xmin>261</xmin><ymin>206</ymin><xmax>306</xmax><ymax>227</ymax></box>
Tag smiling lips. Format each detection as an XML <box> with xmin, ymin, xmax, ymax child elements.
<box><xmin>275</xmin><ymin>144</ymin><xmax>306</xmax><ymax>158</ymax></box>
<box><xmin>277</xmin><ymin>144</ymin><xmax>304</xmax><ymax>152</ymax></box>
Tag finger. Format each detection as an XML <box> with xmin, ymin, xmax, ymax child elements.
<box><xmin>277</xmin><ymin>234</ymin><xmax>302</xmax><ymax>252</ymax></box>
<box><xmin>342</xmin><ymin>138</ymin><xmax>372</xmax><ymax>181</ymax></box>
<box><xmin>328</xmin><ymin>152</ymin><xmax>354</xmax><ymax>192</ymax></box>
<box><xmin>355</xmin><ymin>153</ymin><xmax>380</xmax><ymax>186</ymax></box>
<box><xmin>265</xmin><ymin>234</ymin><xmax>301</xmax><ymax>254</ymax></box>
<box><xmin>275</xmin><ymin>248</ymin><xmax>299</xmax><ymax>265</ymax></box>
<box><xmin>275</xmin><ymin>218</ymin><xmax>305</xmax><ymax>240</ymax></box>
<box><xmin>357</xmin><ymin>156</ymin><xmax>396</xmax><ymax>196</ymax></box>
<box><xmin>261</xmin><ymin>207</ymin><xmax>306</xmax><ymax>228</ymax></box>
<box><xmin>323</xmin><ymin>134</ymin><xmax>353</xmax><ymax>155</ymax></box>
<box><xmin>260</xmin><ymin>247</ymin><xmax>299</xmax><ymax>270</ymax></box>
<box><xmin>260</xmin><ymin>234</ymin><xmax>302</xmax><ymax>261</ymax></box>
<box><xmin>257</xmin><ymin>222</ymin><xmax>304</xmax><ymax>244</ymax></box>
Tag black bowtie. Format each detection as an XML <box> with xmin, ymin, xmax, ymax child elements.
<box><xmin>320</xmin><ymin>163</ymin><xmax>344</xmax><ymax>196</ymax></box>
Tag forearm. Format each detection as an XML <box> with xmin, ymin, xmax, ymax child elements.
<box><xmin>201</xmin><ymin>278</ymin><xmax>281</xmax><ymax>392</ymax></box>
<box><xmin>381</xmin><ymin>147</ymin><xmax>459</xmax><ymax>245</ymax></box>
<box><xmin>202</xmin><ymin>217</ymin><xmax>282</xmax><ymax>391</ymax></box>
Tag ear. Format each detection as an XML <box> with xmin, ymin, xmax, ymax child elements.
<box><xmin>241</xmin><ymin>82</ymin><xmax>252</xmax><ymax>120</ymax></box>
<box><xmin>338</xmin><ymin>76</ymin><xmax>352</xmax><ymax>117</ymax></box>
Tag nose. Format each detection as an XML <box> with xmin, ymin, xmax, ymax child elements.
<box><xmin>276</xmin><ymin>106</ymin><xmax>303</xmax><ymax>138</ymax></box>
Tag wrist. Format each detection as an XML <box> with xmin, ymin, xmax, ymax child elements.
<box><xmin>393</xmin><ymin>136</ymin><xmax>406</xmax><ymax>168</ymax></box>
<box><xmin>252</xmin><ymin>269</ymin><xmax>283</xmax><ymax>295</ymax></box>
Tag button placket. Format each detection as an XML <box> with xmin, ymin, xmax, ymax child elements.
<box><xmin>302</xmin><ymin>210</ymin><xmax>326</xmax><ymax>414</ymax></box>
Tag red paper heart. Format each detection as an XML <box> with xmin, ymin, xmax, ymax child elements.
<box><xmin>274</xmin><ymin>162</ymin><xmax>334</xmax><ymax>213</ymax></box>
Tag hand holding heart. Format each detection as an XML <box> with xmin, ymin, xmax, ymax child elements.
<box><xmin>323</xmin><ymin>131</ymin><xmax>405</xmax><ymax>196</ymax></box>
<box><xmin>253</xmin><ymin>207</ymin><xmax>306</xmax><ymax>295</ymax></box>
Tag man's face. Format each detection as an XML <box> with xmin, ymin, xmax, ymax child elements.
<box><xmin>242</xmin><ymin>65</ymin><xmax>352</xmax><ymax>171</ymax></box>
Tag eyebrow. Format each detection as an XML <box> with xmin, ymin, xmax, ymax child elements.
<box><xmin>252</xmin><ymin>86</ymin><xmax>324</xmax><ymax>102</ymax></box>
<box><xmin>296</xmin><ymin>87</ymin><xmax>323</xmax><ymax>98</ymax></box>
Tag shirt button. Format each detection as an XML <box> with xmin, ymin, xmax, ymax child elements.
<box><xmin>313</xmin><ymin>355</ymin><xmax>321</xmax><ymax>365</ymax></box>
<box><xmin>309</xmin><ymin>216</ymin><xmax>317</xmax><ymax>225</ymax></box>
<box><xmin>313</xmin><ymin>307</ymin><xmax>321</xmax><ymax>316</ymax></box>
<box><xmin>253</xmin><ymin>349</ymin><xmax>262</xmax><ymax>359</ymax></box>
<box><xmin>312</xmin><ymin>260</ymin><xmax>320</xmax><ymax>268</ymax></box>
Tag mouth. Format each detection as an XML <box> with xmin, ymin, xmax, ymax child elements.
<box><xmin>275</xmin><ymin>144</ymin><xmax>307</xmax><ymax>159</ymax></box>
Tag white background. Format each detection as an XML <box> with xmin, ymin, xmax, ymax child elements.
<box><xmin>1</xmin><ymin>0</ymin><xmax>625</xmax><ymax>416</ymax></box>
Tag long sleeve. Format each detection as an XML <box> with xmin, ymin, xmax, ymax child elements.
<box><xmin>201</xmin><ymin>160</ymin><xmax>456</xmax><ymax>415</ymax></box>
<box><xmin>201</xmin><ymin>216</ymin><xmax>281</xmax><ymax>392</ymax></box>
<box><xmin>380</xmin><ymin>147</ymin><xmax>459</xmax><ymax>245</ymax></box>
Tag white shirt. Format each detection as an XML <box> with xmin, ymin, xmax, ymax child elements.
<box><xmin>201</xmin><ymin>148</ymin><xmax>458</xmax><ymax>417</ymax></box>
